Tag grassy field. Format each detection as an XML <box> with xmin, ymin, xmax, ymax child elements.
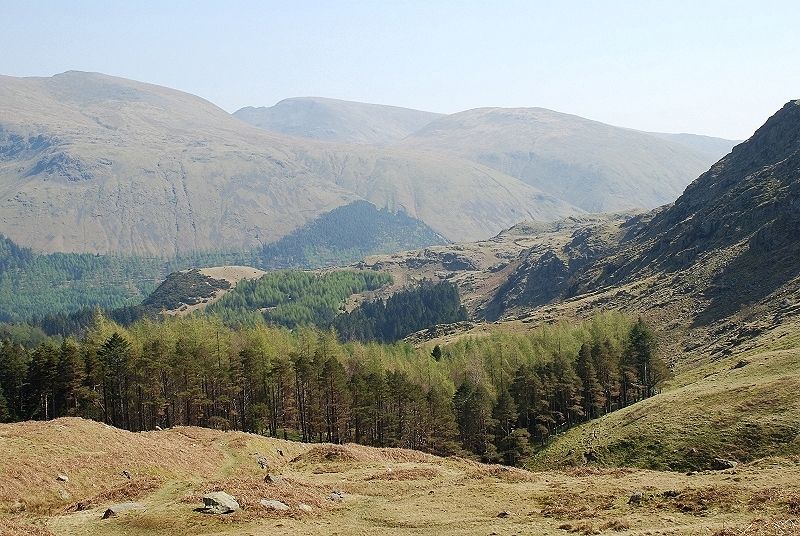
<box><xmin>1</xmin><ymin>417</ymin><xmax>799</xmax><ymax>536</ymax></box>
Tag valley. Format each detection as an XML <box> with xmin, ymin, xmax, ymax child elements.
<box><xmin>0</xmin><ymin>66</ymin><xmax>797</xmax><ymax>536</ymax></box>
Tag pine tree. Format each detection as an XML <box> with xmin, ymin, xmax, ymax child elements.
<box><xmin>576</xmin><ymin>343</ymin><xmax>605</xmax><ymax>419</ymax></box>
<box><xmin>57</xmin><ymin>339</ymin><xmax>86</xmax><ymax>417</ymax></box>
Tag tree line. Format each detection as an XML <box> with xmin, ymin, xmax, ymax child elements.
<box><xmin>0</xmin><ymin>312</ymin><xmax>669</xmax><ymax>465</ymax></box>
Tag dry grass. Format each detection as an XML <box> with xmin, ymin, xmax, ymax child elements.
<box><xmin>0</xmin><ymin>518</ymin><xmax>56</xmax><ymax>536</ymax></box>
<box><xmin>291</xmin><ymin>443</ymin><xmax>436</xmax><ymax>465</ymax></box>
<box><xmin>3</xmin><ymin>418</ymin><xmax>800</xmax><ymax>535</ymax></box>
<box><xmin>365</xmin><ymin>467</ymin><xmax>439</xmax><ymax>481</ymax></box>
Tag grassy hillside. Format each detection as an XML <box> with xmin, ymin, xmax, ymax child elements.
<box><xmin>531</xmin><ymin>335</ymin><xmax>800</xmax><ymax>472</ymax></box>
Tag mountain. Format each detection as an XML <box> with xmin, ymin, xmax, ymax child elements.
<box><xmin>398</xmin><ymin>107</ymin><xmax>735</xmax><ymax>212</ymax></box>
<box><xmin>647</xmin><ymin>131</ymin><xmax>740</xmax><ymax>159</ymax></box>
<box><xmin>0</xmin><ymin>72</ymin><xmax>577</xmax><ymax>255</ymax></box>
<box><xmin>256</xmin><ymin>200</ymin><xmax>448</xmax><ymax>269</ymax></box>
<box><xmin>484</xmin><ymin>100</ymin><xmax>800</xmax><ymax>358</ymax></box>
<box><xmin>234</xmin><ymin>97</ymin><xmax>441</xmax><ymax>144</ymax></box>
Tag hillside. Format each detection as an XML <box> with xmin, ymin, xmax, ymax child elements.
<box><xmin>0</xmin><ymin>72</ymin><xmax>577</xmax><ymax>255</ymax></box>
<box><xmin>2</xmin><ymin>417</ymin><xmax>799</xmax><ymax>536</ymax></box>
<box><xmin>398</xmin><ymin>107</ymin><xmax>734</xmax><ymax>212</ymax></box>
<box><xmin>234</xmin><ymin>97</ymin><xmax>441</xmax><ymax>144</ymax></box>
<box><xmin>478</xmin><ymin>100</ymin><xmax>800</xmax><ymax>361</ymax></box>
<box><xmin>256</xmin><ymin>200</ymin><xmax>448</xmax><ymax>269</ymax></box>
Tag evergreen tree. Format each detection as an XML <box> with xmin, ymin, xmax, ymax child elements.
<box><xmin>576</xmin><ymin>343</ymin><xmax>605</xmax><ymax>419</ymax></box>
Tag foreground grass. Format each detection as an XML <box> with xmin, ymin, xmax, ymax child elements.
<box><xmin>1</xmin><ymin>418</ymin><xmax>799</xmax><ymax>536</ymax></box>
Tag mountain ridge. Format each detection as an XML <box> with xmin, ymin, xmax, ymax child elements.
<box><xmin>0</xmin><ymin>71</ymin><xmax>578</xmax><ymax>255</ymax></box>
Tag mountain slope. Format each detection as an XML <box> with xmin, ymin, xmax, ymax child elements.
<box><xmin>488</xmin><ymin>100</ymin><xmax>800</xmax><ymax>359</ymax></box>
<box><xmin>257</xmin><ymin>200</ymin><xmax>448</xmax><ymax>269</ymax></box>
<box><xmin>234</xmin><ymin>97</ymin><xmax>441</xmax><ymax>144</ymax></box>
<box><xmin>647</xmin><ymin>131</ymin><xmax>740</xmax><ymax>159</ymax></box>
<box><xmin>398</xmin><ymin>107</ymin><xmax>734</xmax><ymax>212</ymax></box>
<box><xmin>0</xmin><ymin>72</ymin><xmax>578</xmax><ymax>255</ymax></box>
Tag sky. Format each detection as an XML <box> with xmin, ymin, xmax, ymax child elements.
<box><xmin>1</xmin><ymin>0</ymin><xmax>798</xmax><ymax>139</ymax></box>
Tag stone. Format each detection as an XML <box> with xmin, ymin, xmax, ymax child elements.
<box><xmin>122</xmin><ymin>470</ymin><xmax>132</xmax><ymax>480</ymax></box>
<box><xmin>56</xmin><ymin>474</ymin><xmax>69</xmax><ymax>482</ymax></box>
<box><xmin>497</xmin><ymin>510</ymin><xmax>512</xmax><ymax>518</ymax></box>
<box><xmin>628</xmin><ymin>492</ymin><xmax>643</xmax><ymax>505</ymax></box>
<box><xmin>264</xmin><ymin>473</ymin><xmax>282</xmax><ymax>484</ymax></box>
<box><xmin>712</xmin><ymin>458</ymin><xmax>738</xmax><ymax>470</ymax></box>
<box><xmin>328</xmin><ymin>490</ymin><xmax>345</xmax><ymax>501</ymax></box>
<box><xmin>257</xmin><ymin>456</ymin><xmax>269</xmax><ymax>469</ymax></box>
<box><xmin>277</xmin><ymin>448</ymin><xmax>284</xmax><ymax>457</ymax></box>
<box><xmin>202</xmin><ymin>491</ymin><xmax>240</xmax><ymax>514</ymax></box>
<box><xmin>260</xmin><ymin>499</ymin><xmax>290</xmax><ymax>511</ymax></box>
<box><xmin>102</xmin><ymin>502</ymin><xmax>144</xmax><ymax>519</ymax></box>
<box><xmin>154</xmin><ymin>425</ymin><xmax>163</xmax><ymax>431</ymax></box>
<box><xmin>297</xmin><ymin>503</ymin><xmax>313</xmax><ymax>513</ymax></box>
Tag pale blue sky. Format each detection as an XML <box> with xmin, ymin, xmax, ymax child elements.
<box><xmin>1</xmin><ymin>0</ymin><xmax>797</xmax><ymax>139</ymax></box>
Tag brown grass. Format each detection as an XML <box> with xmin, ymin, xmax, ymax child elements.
<box><xmin>179</xmin><ymin>475</ymin><xmax>330</xmax><ymax>521</ymax></box>
<box><xmin>0</xmin><ymin>518</ymin><xmax>55</xmax><ymax>536</ymax></box>
<box><xmin>365</xmin><ymin>467</ymin><xmax>439</xmax><ymax>481</ymax></box>
<box><xmin>291</xmin><ymin>443</ymin><xmax>435</xmax><ymax>465</ymax></box>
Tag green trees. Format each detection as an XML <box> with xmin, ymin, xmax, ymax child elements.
<box><xmin>0</xmin><ymin>311</ymin><xmax>669</xmax><ymax>467</ymax></box>
<box><xmin>334</xmin><ymin>281</ymin><xmax>467</xmax><ymax>343</ymax></box>
<box><xmin>208</xmin><ymin>270</ymin><xmax>392</xmax><ymax>329</ymax></box>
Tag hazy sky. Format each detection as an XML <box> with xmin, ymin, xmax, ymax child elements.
<box><xmin>1</xmin><ymin>0</ymin><xmax>798</xmax><ymax>139</ymax></box>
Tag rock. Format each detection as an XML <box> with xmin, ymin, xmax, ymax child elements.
<box><xmin>154</xmin><ymin>425</ymin><xmax>163</xmax><ymax>431</ymax></box>
<box><xmin>257</xmin><ymin>456</ymin><xmax>269</xmax><ymax>469</ymax></box>
<box><xmin>260</xmin><ymin>499</ymin><xmax>290</xmax><ymax>511</ymax></box>
<box><xmin>628</xmin><ymin>492</ymin><xmax>643</xmax><ymax>505</ymax></box>
<box><xmin>201</xmin><ymin>491</ymin><xmax>240</xmax><ymax>514</ymax></box>
<box><xmin>582</xmin><ymin>449</ymin><xmax>598</xmax><ymax>463</ymax></box>
<box><xmin>732</xmin><ymin>359</ymin><xmax>749</xmax><ymax>369</ymax></box>
<box><xmin>712</xmin><ymin>458</ymin><xmax>738</xmax><ymax>470</ymax></box>
<box><xmin>497</xmin><ymin>510</ymin><xmax>512</xmax><ymax>518</ymax></box>
<box><xmin>122</xmin><ymin>470</ymin><xmax>131</xmax><ymax>480</ymax></box>
<box><xmin>56</xmin><ymin>474</ymin><xmax>69</xmax><ymax>482</ymax></box>
<box><xmin>329</xmin><ymin>490</ymin><xmax>345</xmax><ymax>501</ymax></box>
<box><xmin>264</xmin><ymin>473</ymin><xmax>282</xmax><ymax>484</ymax></box>
<box><xmin>277</xmin><ymin>448</ymin><xmax>284</xmax><ymax>457</ymax></box>
<box><xmin>297</xmin><ymin>503</ymin><xmax>313</xmax><ymax>513</ymax></box>
<box><xmin>102</xmin><ymin>502</ymin><xmax>145</xmax><ymax>519</ymax></box>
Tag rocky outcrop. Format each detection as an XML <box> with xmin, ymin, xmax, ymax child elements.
<box><xmin>201</xmin><ymin>492</ymin><xmax>239</xmax><ymax>514</ymax></box>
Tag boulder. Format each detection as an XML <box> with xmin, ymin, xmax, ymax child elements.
<box><xmin>201</xmin><ymin>491</ymin><xmax>240</xmax><ymax>514</ymax></box>
<box><xmin>497</xmin><ymin>510</ymin><xmax>512</xmax><ymax>518</ymax></box>
<box><xmin>56</xmin><ymin>474</ymin><xmax>69</xmax><ymax>482</ymax></box>
<box><xmin>264</xmin><ymin>473</ymin><xmax>282</xmax><ymax>484</ymax></box>
<box><xmin>298</xmin><ymin>503</ymin><xmax>313</xmax><ymax>513</ymax></box>
<box><xmin>102</xmin><ymin>502</ymin><xmax>145</xmax><ymax>519</ymax></box>
<box><xmin>260</xmin><ymin>499</ymin><xmax>290</xmax><ymax>511</ymax></box>
<box><xmin>628</xmin><ymin>492</ymin><xmax>643</xmax><ymax>505</ymax></box>
<box><xmin>329</xmin><ymin>490</ymin><xmax>345</xmax><ymax>501</ymax></box>
<box><xmin>712</xmin><ymin>458</ymin><xmax>738</xmax><ymax>470</ymax></box>
<box><xmin>257</xmin><ymin>456</ymin><xmax>269</xmax><ymax>469</ymax></box>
